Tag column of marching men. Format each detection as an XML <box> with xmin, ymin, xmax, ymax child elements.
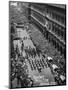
<box><xmin>28</xmin><ymin>52</ymin><xmax>48</xmax><ymax>72</ymax></box>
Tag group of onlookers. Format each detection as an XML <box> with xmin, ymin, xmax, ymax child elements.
<box><xmin>46</xmin><ymin>56</ymin><xmax>66</xmax><ymax>85</ymax></box>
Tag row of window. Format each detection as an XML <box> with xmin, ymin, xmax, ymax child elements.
<box><xmin>46</xmin><ymin>34</ymin><xmax>65</xmax><ymax>57</ymax></box>
<box><xmin>31</xmin><ymin>5</ymin><xmax>66</xmax><ymax>27</ymax></box>
<box><xmin>30</xmin><ymin>6</ymin><xmax>66</xmax><ymax>31</ymax></box>
<box><xmin>44</xmin><ymin>18</ymin><xmax>66</xmax><ymax>42</ymax></box>
<box><xmin>31</xmin><ymin>4</ymin><xmax>44</xmax><ymax>14</ymax></box>
<box><xmin>31</xmin><ymin>10</ymin><xmax>45</xmax><ymax>24</ymax></box>
<box><xmin>52</xmin><ymin>24</ymin><xmax>65</xmax><ymax>42</ymax></box>
<box><xmin>46</xmin><ymin>8</ymin><xmax>65</xmax><ymax>26</ymax></box>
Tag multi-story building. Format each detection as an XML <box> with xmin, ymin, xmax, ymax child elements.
<box><xmin>28</xmin><ymin>3</ymin><xmax>66</xmax><ymax>59</ymax></box>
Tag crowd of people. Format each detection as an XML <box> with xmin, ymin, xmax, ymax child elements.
<box><xmin>10</xmin><ymin>26</ymin><xmax>36</xmax><ymax>88</ymax></box>
<box><xmin>47</xmin><ymin>57</ymin><xmax>66</xmax><ymax>85</ymax></box>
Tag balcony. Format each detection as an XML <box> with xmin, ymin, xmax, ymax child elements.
<box><xmin>30</xmin><ymin>7</ymin><xmax>65</xmax><ymax>28</ymax></box>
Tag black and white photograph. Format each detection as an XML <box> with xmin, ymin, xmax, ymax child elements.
<box><xmin>9</xmin><ymin>1</ymin><xmax>66</xmax><ymax>89</ymax></box>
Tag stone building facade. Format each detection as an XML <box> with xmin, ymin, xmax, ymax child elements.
<box><xmin>28</xmin><ymin>3</ymin><xmax>66</xmax><ymax>59</ymax></box>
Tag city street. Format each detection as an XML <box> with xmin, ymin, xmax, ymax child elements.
<box><xmin>11</xmin><ymin>26</ymin><xmax>56</xmax><ymax>88</ymax></box>
<box><xmin>9</xmin><ymin>2</ymin><xmax>66</xmax><ymax>88</ymax></box>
